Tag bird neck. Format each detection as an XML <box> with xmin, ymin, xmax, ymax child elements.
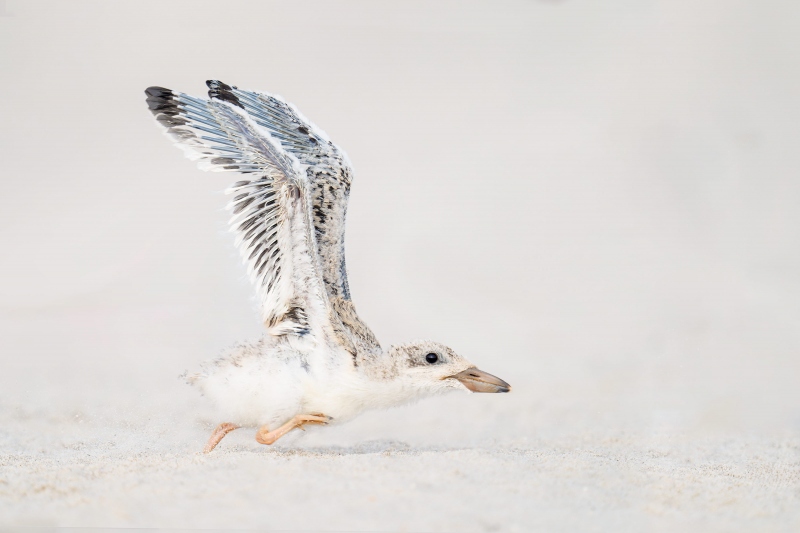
<box><xmin>355</xmin><ymin>348</ymin><xmax>401</xmax><ymax>381</ymax></box>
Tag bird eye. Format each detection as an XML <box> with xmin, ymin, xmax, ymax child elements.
<box><xmin>425</xmin><ymin>353</ymin><xmax>439</xmax><ymax>364</ymax></box>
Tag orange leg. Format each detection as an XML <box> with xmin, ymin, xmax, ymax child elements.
<box><xmin>255</xmin><ymin>413</ymin><xmax>331</xmax><ymax>445</ymax></box>
<box><xmin>203</xmin><ymin>422</ymin><xmax>239</xmax><ymax>453</ymax></box>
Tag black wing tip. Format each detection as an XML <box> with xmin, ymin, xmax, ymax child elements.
<box><xmin>206</xmin><ymin>79</ymin><xmax>234</xmax><ymax>91</ymax></box>
<box><xmin>145</xmin><ymin>86</ymin><xmax>173</xmax><ymax>98</ymax></box>
<box><xmin>207</xmin><ymin>79</ymin><xmax>244</xmax><ymax>109</ymax></box>
<box><xmin>144</xmin><ymin>86</ymin><xmax>177</xmax><ymax>113</ymax></box>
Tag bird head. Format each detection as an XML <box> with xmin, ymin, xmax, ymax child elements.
<box><xmin>388</xmin><ymin>340</ymin><xmax>511</xmax><ymax>395</ymax></box>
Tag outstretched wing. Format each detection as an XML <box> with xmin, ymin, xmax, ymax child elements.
<box><xmin>145</xmin><ymin>86</ymin><xmax>331</xmax><ymax>338</ymax></box>
<box><xmin>206</xmin><ymin>81</ymin><xmax>380</xmax><ymax>352</ymax></box>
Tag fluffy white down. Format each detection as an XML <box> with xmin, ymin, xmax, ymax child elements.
<box><xmin>189</xmin><ymin>337</ymin><xmax>473</xmax><ymax>429</ymax></box>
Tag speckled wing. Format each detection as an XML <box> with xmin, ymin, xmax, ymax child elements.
<box><xmin>206</xmin><ymin>81</ymin><xmax>381</xmax><ymax>353</ymax></box>
<box><xmin>145</xmin><ymin>85</ymin><xmax>331</xmax><ymax>338</ymax></box>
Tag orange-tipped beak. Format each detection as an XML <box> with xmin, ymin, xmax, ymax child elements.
<box><xmin>447</xmin><ymin>367</ymin><xmax>511</xmax><ymax>393</ymax></box>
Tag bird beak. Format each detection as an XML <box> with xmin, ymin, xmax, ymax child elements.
<box><xmin>447</xmin><ymin>367</ymin><xmax>511</xmax><ymax>393</ymax></box>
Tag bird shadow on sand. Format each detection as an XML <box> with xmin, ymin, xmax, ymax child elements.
<box><xmin>208</xmin><ymin>439</ymin><xmax>486</xmax><ymax>457</ymax></box>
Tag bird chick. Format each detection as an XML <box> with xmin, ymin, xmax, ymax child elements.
<box><xmin>146</xmin><ymin>81</ymin><xmax>510</xmax><ymax>452</ymax></box>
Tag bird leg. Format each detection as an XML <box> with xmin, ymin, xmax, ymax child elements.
<box><xmin>255</xmin><ymin>413</ymin><xmax>331</xmax><ymax>445</ymax></box>
<box><xmin>203</xmin><ymin>422</ymin><xmax>240</xmax><ymax>453</ymax></box>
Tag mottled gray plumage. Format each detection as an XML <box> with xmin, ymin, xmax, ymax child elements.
<box><xmin>208</xmin><ymin>82</ymin><xmax>381</xmax><ymax>355</ymax></box>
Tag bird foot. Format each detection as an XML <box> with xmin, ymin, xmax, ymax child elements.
<box><xmin>203</xmin><ymin>422</ymin><xmax>240</xmax><ymax>453</ymax></box>
<box><xmin>295</xmin><ymin>413</ymin><xmax>332</xmax><ymax>431</ymax></box>
<box><xmin>256</xmin><ymin>413</ymin><xmax>331</xmax><ymax>445</ymax></box>
<box><xmin>305</xmin><ymin>413</ymin><xmax>333</xmax><ymax>423</ymax></box>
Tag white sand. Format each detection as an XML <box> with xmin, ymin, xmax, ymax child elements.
<box><xmin>2</xmin><ymin>0</ymin><xmax>800</xmax><ymax>531</ymax></box>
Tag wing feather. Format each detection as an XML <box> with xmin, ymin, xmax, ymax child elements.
<box><xmin>145</xmin><ymin>86</ymin><xmax>330</xmax><ymax>338</ymax></box>
<box><xmin>206</xmin><ymin>81</ymin><xmax>381</xmax><ymax>353</ymax></box>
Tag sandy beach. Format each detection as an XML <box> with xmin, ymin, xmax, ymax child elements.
<box><xmin>1</xmin><ymin>1</ymin><xmax>799</xmax><ymax>531</ymax></box>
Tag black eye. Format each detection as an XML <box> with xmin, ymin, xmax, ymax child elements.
<box><xmin>425</xmin><ymin>353</ymin><xmax>439</xmax><ymax>364</ymax></box>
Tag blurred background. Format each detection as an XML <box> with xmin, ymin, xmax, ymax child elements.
<box><xmin>1</xmin><ymin>0</ymin><xmax>800</xmax><ymax>450</ymax></box>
